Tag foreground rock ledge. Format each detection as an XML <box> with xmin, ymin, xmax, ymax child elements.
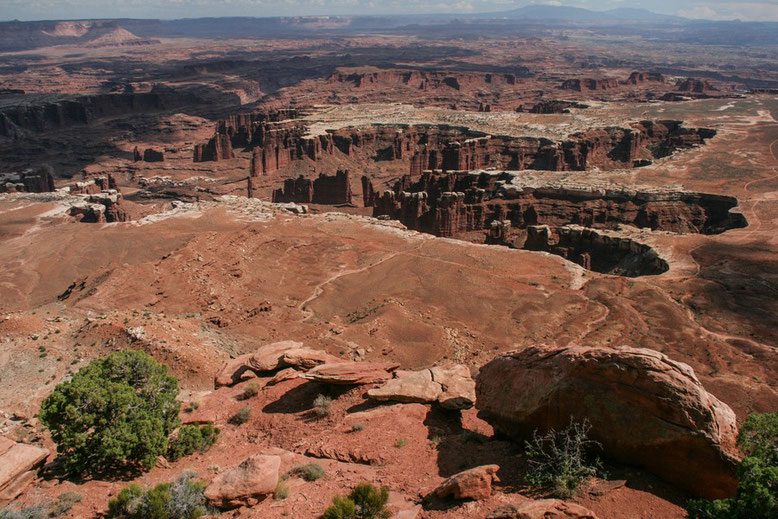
<box><xmin>475</xmin><ymin>345</ymin><xmax>739</xmax><ymax>499</ymax></box>
<box><xmin>204</xmin><ymin>454</ymin><xmax>280</xmax><ymax>509</ymax></box>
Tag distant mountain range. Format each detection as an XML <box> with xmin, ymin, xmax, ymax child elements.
<box><xmin>494</xmin><ymin>5</ymin><xmax>686</xmax><ymax>23</ymax></box>
<box><xmin>2</xmin><ymin>4</ymin><xmax>778</xmax><ymax>52</ymax></box>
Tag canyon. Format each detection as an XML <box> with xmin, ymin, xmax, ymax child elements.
<box><xmin>0</xmin><ymin>12</ymin><xmax>776</xmax><ymax>519</ymax></box>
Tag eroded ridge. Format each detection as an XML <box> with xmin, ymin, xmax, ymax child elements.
<box><xmin>199</xmin><ymin>108</ymin><xmax>716</xmax><ymax>174</ymax></box>
<box><xmin>364</xmin><ymin>170</ymin><xmax>747</xmax><ymax>275</ymax></box>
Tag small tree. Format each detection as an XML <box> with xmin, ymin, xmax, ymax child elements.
<box><xmin>687</xmin><ymin>412</ymin><xmax>778</xmax><ymax>518</ymax></box>
<box><xmin>39</xmin><ymin>350</ymin><xmax>180</xmax><ymax>476</ymax></box>
<box><xmin>524</xmin><ymin>419</ymin><xmax>601</xmax><ymax>498</ymax></box>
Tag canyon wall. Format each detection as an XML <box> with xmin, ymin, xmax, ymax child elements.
<box><xmin>370</xmin><ymin>171</ymin><xmax>747</xmax><ymax>237</ymax></box>
<box><xmin>201</xmin><ymin>110</ymin><xmax>716</xmax><ymax>176</ymax></box>
<box><xmin>524</xmin><ymin>224</ymin><xmax>669</xmax><ymax>277</ymax></box>
<box><xmin>271</xmin><ymin>170</ymin><xmax>352</xmax><ymax>205</ymax></box>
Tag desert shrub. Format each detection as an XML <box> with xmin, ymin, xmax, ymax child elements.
<box><xmin>39</xmin><ymin>350</ymin><xmax>180</xmax><ymax>476</ymax></box>
<box><xmin>313</xmin><ymin>394</ymin><xmax>333</xmax><ymax>418</ymax></box>
<box><xmin>687</xmin><ymin>412</ymin><xmax>778</xmax><ymax>518</ymax></box>
<box><xmin>0</xmin><ymin>492</ymin><xmax>83</xmax><ymax>519</ymax></box>
<box><xmin>107</xmin><ymin>472</ymin><xmax>207</xmax><ymax>519</ymax></box>
<box><xmin>350</xmin><ymin>423</ymin><xmax>365</xmax><ymax>432</ymax></box>
<box><xmin>273</xmin><ymin>480</ymin><xmax>290</xmax><ymax>500</ymax></box>
<box><xmin>323</xmin><ymin>482</ymin><xmax>390</xmax><ymax>519</ymax></box>
<box><xmin>0</xmin><ymin>506</ymin><xmax>48</xmax><ymax>519</ymax></box>
<box><xmin>167</xmin><ymin>424</ymin><xmax>220</xmax><ymax>461</ymax></box>
<box><xmin>50</xmin><ymin>492</ymin><xmax>83</xmax><ymax>516</ymax></box>
<box><xmin>228</xmin><ymin>407</ymin><xmax>251</xmax><ymax>426</ymax></box>
<box><xmin>238</xmin><ymin>383</ymin><xmax>260</xmax><ymax>401</ymax></box>
<box><xmin>524</xmin><ymin>419</ymin><xmax>601</xmax><ymax>499</ymax></box>
<box><xmin>286</xmin><ymin>463</ymin><xmax>326</xmax><ymax>482</ymax></box>
<box><xmin>394</xmin><ymin>437</ymin><xmax>407</xmax><ymax>448</ymax></box>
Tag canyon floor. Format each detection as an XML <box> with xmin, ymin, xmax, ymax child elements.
<box><xmin>0</xmin><ymin>16</ymin><xmax>777</xmax><ymax>519</ymax></box>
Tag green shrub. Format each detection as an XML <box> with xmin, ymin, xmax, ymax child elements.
<box><xmin>687</xmin><ymin>412</ymin><xmax>778</xmax><ymax>518</ymax></box>
<box><xmin>228</xmin><ymin>407</ymin><xmax>251</xmax><ymax>426</ymax></box>
<box><xmin>323</xmin><ymin>482</ymin><xmax>390</xmax><ymax>519</ymax></box>
<box><xmin>0</xmin><ymin>492</ymin><xmax>83</xmax><ymax>518</ymax></box>
<box><xmin>524</xmin><ymin>419</ymin><xmax>600</xmax><ymax>499</ymax></box>
<box><xmin>168</xmin><ymin>424</ymin><xmax>220</xmax><ymax>461</ymax></box>
<box><xmin>394</xmin><ymin>438</ymin><xmax>407</xmax><ymax>448</ymax></box>
<box><xmin>39</xmin><ymin>350</ymin><xmax>180</xmax><ymax>476</ymax></box>
<box><xmin>286</xmin><ymin>463</ymin><xmax>326</xmax><ymax>482</ymax></box>
<box><xmin>107</xmin><ymin>472</ymin><xmax>207</xmax><ymax>519</ymax></box>
<box><xmin>313</xmin><ymin>395</ymin><xmax>332</xmax><ymax>418</ymax></box>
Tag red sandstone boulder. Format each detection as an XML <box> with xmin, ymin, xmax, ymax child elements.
<box><xmin>204</xmin><ymin>454</ymin><xmax>280</xmax><ymax>509</ymax></box>
<box><xmin>367</xmin><ymin>364</ymin><xmax>475</xmax><ymax>409</ymax></box>
<box><xmin>488</xmin><ymin>499</ymin><xmax>599</xmax><ymax>519</ymax></box>
<box><xmin>434</xmin><ymin>464</ymin><xmax>500</xmax><ymax>501</ymax></box>
<box><xmin>476</xmin><ymin>345</ymin><xmax>739</xmax><ymax>499</ymax></box>
<box><xmin>302</xmin><ymin>361</ymin><xmax>399</xmax><ymax>385</ymax></box>
<box><xmin>0</xmin><ymin>438</ymin><xmax>49</xmax><ymax>505</ymax></box>
<box><xmin>215</xmin><ymin>342</ymin><xmax>348</xmax><ymax>386</ymax></box>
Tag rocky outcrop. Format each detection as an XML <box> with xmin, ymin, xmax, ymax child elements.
<box><xmin>435</xmin><ymin>465</ymin><xmax>500</xmax><ymax>501</ymax></box>
<box><xmin>68</xmin><ymin>190</ymin><xmax>131</xmax><ymax>223</ymax></box>
<box><xmin>475</xmin><ymin>345</ymin><xmax>740</xmax><ymax>499</ymax></box>
<box><xmin>367</xmin><ymin>364</ymin><xmax>476</xmax><ymax>409</ymax></box>
<box><xmin>372</xmin><ymin>171</ymin><xmax>747</xmax><ymax>238</ymax></box>
<box><xmin>362</xmin><ymin>175</ymin><xmax>377</xmax><ymax>207</ymax></box>
<box><xmin>515</xmin><ymin>101</ymin><xmax>589</xmax><ymax>114</ymax></box>
<box><xmin>488</xmin><ymin>500</ymin><xmax>599</xmax><ymax>519</ymax></box>
<box><xmin>677</xmin><ymin>78</ymin><xmax>719</xmax><ymax>94</ymax></box>
<box><xmin>0</xmin><ymin>437</ymin><xmax>48</xmax><ymax>505</ymax></box>
<box><xmin>0</xmin><ymin>166</ymin><xmax>55</xmax><ymax>193</ymax></box>
<box><xmin>560</xmin><ymin>78</ymin><xmax>620</xmax><ymax>91</ymax></box>
<box><xmin>133</xmin><ymin>146</ymin><xmax>142</xmax><ymax>162</ymax></box>
<box><xmin>204</xmin><ymin>454</ymin><xmax>280</xmax><ymax>509</ymax></box>
<box><xmin>193</xmin><ymin>134</ymin><xmax>234</xmax><ymax>162</ymax></box>
<box><xmin>65</xmin><ymin>174</ymin><xmax>115</xmax><ymax>195</ymax></box>
<box><xmin>142</xmin><ymin>148</ymin><xmax>165</xmax><ymax>162</ymax></box>
<box><xmin>524</xmin><ymin>225</ymin><xmax>669</xmax><ymax>277</ymax></box>
<box><xmin>302</xmin><ymin>361</ymin><xmax>399</xmax><ymax>385</ymax></box>
<box><xmin>271</xmin><ymin>170</ymin><xmax>353</xmax><ymax>205</ymax></box>
<box><xmin>627</xmin><ymin>71</ymin><xmax>664</xmax><ymax>85</ymax></box>
<box><xmin>214</xmin><ymin>341</ymin><xmax>345</xmax><ymax>387</ymax></box>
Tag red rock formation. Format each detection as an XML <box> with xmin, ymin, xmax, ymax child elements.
<box><xmin>372</xmin><ymin>171</ymin><xmax>747</xmax><ymax>239</ymax></box>
<box><xmin>69</xmin><ymin>190</ymin><xmax>131</xmax><ymax>223</ymax></box>
<box><xmin>143</xmin><ymin>148</ymin><xmax>164</xmax><ymax>162</ymax></box>
<box><xmin>475</xmin><ymin>345</ymin><xmax>740</xmax><ymax>498</ymax></box>
<box><xmin>193</xmin><ymin>134</ymin><xmax>234</xmax><ymax>162</ymax></box>
<box><xmin>205</xmin><ymin>454</ymin><xmax>280</xmax><ymax>509</ymax></box>
<box><xmin>435</xmin><ymin>465</ymin><xmax>500</xmax><ymax>501</ymax></box>
<box><xmin>67</xmin><ymin>174</ymin><xmax>116</xmax><ymax>195</ymax></box>
<box><xmin>0</xmin><ymin>86</ymin><xmax>234</xmax><ymax>136</ymax></box>
<box><xmin>0</xmin><ymin>166</ymin><xmax>56</xmax><ymax>193</ymax></box>
<box><xmin>361</xmin><ymin>175</ymin><xmax>377</xmax><ymax>207</ymax></box>
<box><xmin>272</xmin><ymin>170</ymin><xmax>352</xmax><ymax>205</ymax></box>
<box><xmin>488</xmin><ymin>500</ymin><xmax>599</xmax><ymax>519</ymax></box>
<box><xmin>560</xmin><ymin>78</ymin><xmax>620</xmax><ymax>91</ymax></box>
<box><xmin>515</xmin><ymin>100</ymin><xmax>589</xmax><ymax>114</ymax></box>
<box><xmin>524</xmin><ymin>225</ymin><xmax>668</xmax><ymax>277</ymax></box>
<box><xmin>677</xmin><ymin>78</ymin><xmax>719</xmax><ymax>94</ymax></box>
<box><xmin>197</xmin><ymin>115</ymin><xmax>715</xmax><ymax>176</ymax></box>
<box><xmin>627</xmin><ymin>71</ymin><xmax>665</xmax><ymax>84</ymax></box>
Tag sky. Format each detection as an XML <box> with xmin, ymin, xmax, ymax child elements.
<box><xmin>2</xmin><ymin>0</ymin><xmax>778</xmax><ymax>22</ymax></box>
